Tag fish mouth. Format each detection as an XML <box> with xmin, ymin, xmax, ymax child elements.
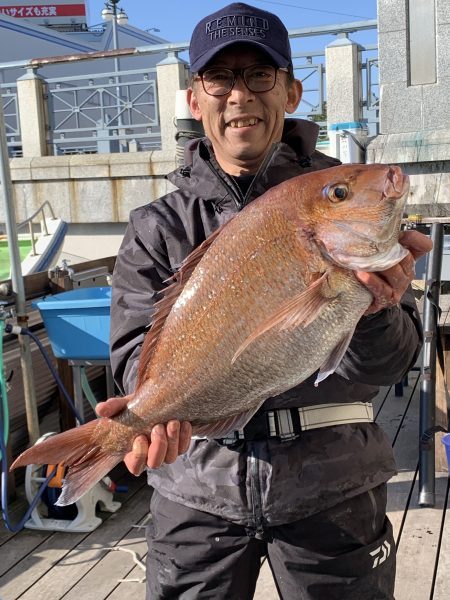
<box><xmin>332</xmin><ymin>219</ymin><xmax>398</xmax><ymax>248</ymax></box>
<box><xmin>328</xmin><ymin>242</ymin><xmax>410</xmax><ymax>271</ymax></box>
<box><xmin>321</xmin><ymin>218</ymin><xmax>409</xmax><ymax>271</ymax></box>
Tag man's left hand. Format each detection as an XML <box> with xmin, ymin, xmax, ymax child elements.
<box><xmin>355</xmin><ymin>230</ymin><xmax>433</xmax><ymax>315</ymax></box>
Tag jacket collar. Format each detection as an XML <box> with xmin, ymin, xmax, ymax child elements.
<box><xmin>167</xmin><ymin>118</ymin><xmax>320</xmax><ymax>208</ymax></box>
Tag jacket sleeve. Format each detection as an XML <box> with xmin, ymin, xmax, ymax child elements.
<box><xmin>109</xmin><ymin>208</ymin><xmax>173</xmax><ymax>395</ymax></box>
<box><xmin>336</xmin><ymin>286</ymin><xmax>423</xmax><ymax>386</ymax></box>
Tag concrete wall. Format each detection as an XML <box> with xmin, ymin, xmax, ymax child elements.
<box><xmin>375</xmin><ymin>0</ymin><xmax>450</xmax><ymax>136</ymax></box>
<box><xmin>367</xmin><ymin>0</ymin><xmax>450</xmax><ymax>215</ymax></box>
<box><xmin>1</xmin><ymin>151</ymin><xmax>177</xmax><ymax>225</ymax></box>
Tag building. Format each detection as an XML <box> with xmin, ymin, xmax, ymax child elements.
<box><xmin>0</xmin><ymin>0</ymin><xmax>170</xmax><ymax>84</ymax></box>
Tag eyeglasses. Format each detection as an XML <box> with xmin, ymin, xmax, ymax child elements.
<box><xmin>197</xmin><ymin>64</ymin><xmax>289</xmax><ymax>97</ymax></box>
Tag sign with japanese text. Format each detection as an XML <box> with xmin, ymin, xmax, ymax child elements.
<box><xmin>0</xmin><ymin>1</ymin><xmax>87</xmax><ymax>24</ymax></box>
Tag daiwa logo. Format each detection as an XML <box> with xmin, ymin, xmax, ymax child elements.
<box><xmin>369</xmin><ymin>541</ymin><xmax>391</xmax><ymax>568</ymax></box>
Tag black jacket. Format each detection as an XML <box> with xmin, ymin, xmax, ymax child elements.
<box><xmin>110</xmin><ymin>119</ymin><xmax>422</xmax><ymax>528</ymax></box>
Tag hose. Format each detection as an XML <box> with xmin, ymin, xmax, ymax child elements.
<box><xmin>0</xmin><ymin>356</ymin><xmax>57</xmax><ymax>532</ymax></box>
<box><xmin>5</xmin><ymin>324</ymin><xmax>84</xmax><ymax>425</ymax></box>
<box><xmin>0</xmin><ymin>323</ymin><xmax>77</xmax><ymax>531</ymax></box>
<box><xmin>1</xmin><ymin>320</ymin><xmax>126</xmax><ymax>532</ymax></box>
<box><xmin>0</xmin><ymin>320</ymin><xmax>9</xmax><ymax>454</ymax></box>
<box><xmin>80</xmin><ymin>366</ymin><xmax>98</xmax><ymax>411</ymax></box>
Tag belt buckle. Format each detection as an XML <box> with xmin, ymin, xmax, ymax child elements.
<box><xmin>274</xmin><ymin>408</ymin><xmax>302</xmax><ymax>442</ymax></box>
<box><xmin>221</xmin><ymin>408</ymin><xmax>302</xmax><ymax>443</ymax></box>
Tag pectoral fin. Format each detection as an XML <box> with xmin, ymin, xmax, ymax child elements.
<box><xmin>314</xmin><ymin>328</ymin><xmax>355</xmax><ymax>386</ymax></box>
<box><xmin>232</xmin><ymin>272</ymin><xmax>335</xmax><ymax>364</ymax></box>
<box><xmin>192</xmin><ymin>406</ymin><xmax>261</xmax><ymax>439</ymax></box>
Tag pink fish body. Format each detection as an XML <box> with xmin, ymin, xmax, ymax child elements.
<box><xmin>11</xmin><ymin>164</ymin><xmax>410</xmax><ymax>506</ymax></box>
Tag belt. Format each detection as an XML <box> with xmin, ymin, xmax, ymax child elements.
<box><xmin>209</xmin><ymin>402</ymin><xmax>374</xmax><ymax>444</ymax></box>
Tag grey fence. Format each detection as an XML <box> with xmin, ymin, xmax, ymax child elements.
<box><xmin>0</xmin><ymin>83</ymin><xmax>21</xmax><ymax>156</ymax></box>
<box><xmin>46</xmin><ymin>67</ymin><xmax>160</xmax><ymax>155</ymax></box>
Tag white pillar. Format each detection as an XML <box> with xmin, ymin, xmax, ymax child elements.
<box><xmin>325</xmin><ymin>35</ymin><xmax>365</xmax><ymax>160</ymax></box>
<box><xmin>325</xmin><ymin>34</ymin><xmax>362</xmax><ymax>125</ymax></box>
<box><xmin>16</xmin><ymin>69</ymin><xmax>48</xmax><ymax>157</ymax></box>
<box><xmin>156</xmin><ymin>54</ymin><xmax>189</xmax><ymax>157</ymax></box>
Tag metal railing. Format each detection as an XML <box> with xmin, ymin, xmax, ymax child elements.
<box><xmin>0</xmin><ymin>19</ymin><xmax>378</xmax><ymax>156</ymax></box>
<box><xmin>366</xmin><ymin>56</ymin><xmax>379</xmax><ymax>111</ymax></box>
<box><xmin>291</xmin><ymin>43</ymin><xmax>379</xmax><ymax>139</ymax></box>
<box><xmin>292</xmin><ymin>51</ymin><xmax>325</xmax><ymax>118</ymax></box>
<box><xmin>0</xmin><ymin>83</ymin><xmax>21</xmax><ymax>155</ymax></box>
<box><xmin>16</xmin><ymin>201</ymin><xmax>56</xmax><ymax>257</ymax></box>
<box><xmin>46</xmin><ymin>66</ymin><xmax>160</xmax><ymax>154</ymax></box>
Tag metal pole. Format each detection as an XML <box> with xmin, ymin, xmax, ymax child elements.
<box><xmin>419</xmin><ymin>223</ymin><xmax>444</xmax><ymax>507</ymax></box>
<box><xmin>112</xmin><ymin>6</ymin><xmax>120</xmax><ymax>76</ymax></box>
<box><xmin>0</xmin><ymin>91</ymin><xmax>40</xmax><ymax>443</ymax></box>
<box><xmin>111</xmin><ymin>5</ymin><xmax>123</xmax><ymax>141</ymax></box>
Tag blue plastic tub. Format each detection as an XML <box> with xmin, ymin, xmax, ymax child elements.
<box><xmin>442</xmin><ymin>433</ymin><xmax>450</xmax><ymax>471</ymax></box>
<box><xmin>33</xmin><ymin>287</ymin><xmax>111</xmax><ymax>360</ymax></box>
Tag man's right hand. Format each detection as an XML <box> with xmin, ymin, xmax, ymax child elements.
<box><xmin>95</xmin><ymin>397</ymin><xmax>192</xmax><ymax>475</ymax></box>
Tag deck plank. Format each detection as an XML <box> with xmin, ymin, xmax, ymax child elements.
<box><xmin>385</xmin><ymin>374</ymin><xmax>421</xmax><ymax>540</ymax></box>
<box><xmin>107</xmin><ymin>552</ymin><xmax>148</xmax><ymax>600</ymax></box>
<box><xmin>0</xmin><ymin>490</ymin><xmax>34</xmax><ymax>547</ymax></box>
<box><xmin>394</xmin><ymin>474</ymin><xmax>448</xmax><ymax>600</ymax></box>
<box><xmin>0</xmin><ymin>530</ymin><xmax>86</xmax><ymax>599</ymax></box>
<box><xmin>62</xmin><ymin>516</ymin><xmax>148</xmax><ymax>600</ymax></box>
<box><xmin>0</xmin><ymin>526</ymin><xmax>54</xmax><ymax>579</ymax></box>
<box><xmin>254</xmin><ymin>560</ymin><xmax>278</xmax><ymax>599</ymax></box>
<box><xmin>1</xmin><ymin>371</ymin><xmax>448</xmax><ymax>600</ymax></box>
<box><xmin>0</xmin><ymin>475</ymin><xmax>147</xmax><ymax>600</ymax></box>
<box><xmin>387</xmin><ymin>359</ymin><xmax>446</xmax><ymax>600</ymax></box>
<box><xmin>432</xmin><ymin>479</ymin><xmax>450</xmax><ymax>600</ymax></box>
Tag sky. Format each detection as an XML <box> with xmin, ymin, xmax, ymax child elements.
<box><xmin>86</xmin><ymin>0</ymin><xmax>378</xmax><ymax>49</ymax></box>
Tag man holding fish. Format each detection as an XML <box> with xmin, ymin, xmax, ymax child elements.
<box><xmin>92</xmin><ymin>2</ymin><xmax>432</xmax><ymax>598</ymax></box>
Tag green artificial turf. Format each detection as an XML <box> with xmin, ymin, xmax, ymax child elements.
<box><xmin>0</xmin><ymin>238</ymin><xmax>32</xmax><ymax>281</ymax></box>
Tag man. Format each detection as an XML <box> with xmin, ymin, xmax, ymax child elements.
<box><xmin>97</xmin><ymin>3</ymin><xmax>432</xmax><ymax>598</ymax></box>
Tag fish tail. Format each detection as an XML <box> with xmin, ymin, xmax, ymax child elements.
<box><xmin>10</xmin><ymin>420</ymin><xmax>123</xmax><ymax>506</ymax></box>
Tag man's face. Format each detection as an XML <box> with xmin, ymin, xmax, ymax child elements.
<box><xmin>187</xmin><ymin>45</ymin><xmax>302</xmax><ymax>176</ymax></box>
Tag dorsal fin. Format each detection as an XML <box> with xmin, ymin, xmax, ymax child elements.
<box><xmin>135</xmin><ymin>219</ymin><xmax>232</xmax><ymax>390</ymax></box>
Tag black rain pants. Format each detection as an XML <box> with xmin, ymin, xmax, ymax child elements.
<box><xmin>145</xmin><ymin>483</ymin><xmax>395</xmax><ymax>600</ymax></box>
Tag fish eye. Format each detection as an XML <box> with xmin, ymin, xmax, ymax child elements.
<box><xmin>327</xmin><ymin>184</ymin><xmax>349</xmax><ymax>203</ymax></box>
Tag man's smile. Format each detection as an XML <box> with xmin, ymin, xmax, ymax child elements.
<box><xmin>227</xmin><ymin>117</ymin><xmax>260</xmax><ymax>128</ymax></box>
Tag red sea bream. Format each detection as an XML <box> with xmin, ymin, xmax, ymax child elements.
<box><xmin>11</xmin><ymin>163</ymin><xmax>410</xmax><ymax>505</ymax></box>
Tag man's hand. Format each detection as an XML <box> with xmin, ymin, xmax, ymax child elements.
<box><xmin>355</xmin><ymin>230</ymin><xmax>433</xmax><ymax>315</ymax></box>
<box><xmin>96</xmin><ymin>397</ymin><xmax>192</xmax><ymax>475</ymax></box>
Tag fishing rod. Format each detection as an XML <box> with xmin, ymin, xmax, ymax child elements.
<box><xmin>400</xmin><ymin>218</ymin><xmax>450</xmax><ymax>506</ymax></box>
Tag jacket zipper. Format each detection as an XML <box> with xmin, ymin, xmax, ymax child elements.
<box><xmin>204</xmin><ymin>159</ymin><xmax>244</xmax><ymax>210</ymax></box>
<box><xmin>249</xmin><ymin>445</ymin><xmax>265</xmax><ymax>537</ymax></box>
<box><xmin>241</xmin><ymin>144</ymin><xmax>277</xmax><ymax>208</ymax></box>
<box><xmin>205</xmin><ymin>144</ymin><xmax>278</xmax><ymax>212</ymax></box>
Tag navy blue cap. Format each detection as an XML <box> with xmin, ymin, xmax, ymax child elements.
<box><xmin>189</xmin><ymin>2</ymin><xmax>292</xmax><ymax>73</ymax></box>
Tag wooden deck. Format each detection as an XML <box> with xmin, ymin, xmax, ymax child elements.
<box><xmin>1</xmin><ymin>373</ymin><xmax>449</xmax><ymax>600</ymax></box>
